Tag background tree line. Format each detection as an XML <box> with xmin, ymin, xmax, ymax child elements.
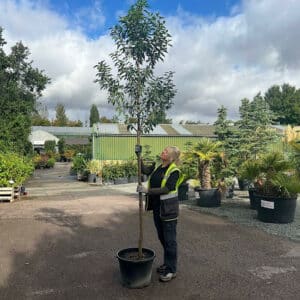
<box><xmin>0</xmin><ymin>27</ymin><xmax>49</xmax><ymax>153</ymax></box>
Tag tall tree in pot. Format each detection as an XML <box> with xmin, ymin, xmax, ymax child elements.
<box><xmin>94</xmin><ymin>0</ymin><xmax>176</xmax><ymax>288</ymax></box>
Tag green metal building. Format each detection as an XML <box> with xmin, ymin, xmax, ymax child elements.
<box><xmin>92</xmin><ymin>123</ymin><xmax>217</xmax><ymax>161</ymax></box>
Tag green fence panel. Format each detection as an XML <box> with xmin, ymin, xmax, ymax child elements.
<box><xmin>94</xmin><ymin>136</ymin><xmax>203</xmax><ymax>161</ymax></box>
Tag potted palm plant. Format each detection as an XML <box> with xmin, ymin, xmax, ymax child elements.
<box><xmin>239</xmin><ymin>160</ymin><xmax>262</xmax><ymax>209</ymax></box>
<box><xmin>188</xmin><ymin>138</ymin><xmax>224</xmax><ymax>207</ymax></box>
<box><xmin>245</xmin><ymin>151</ymin><xmax>300</xmax><ymax>223</ymax></box>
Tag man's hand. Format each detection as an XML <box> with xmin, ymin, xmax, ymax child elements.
<box><xmin>136</xmin><ymin>184</ymin><xmax>148</xmax><ymax>193</ymax></box>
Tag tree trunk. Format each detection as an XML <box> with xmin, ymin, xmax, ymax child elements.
<box><xmin>200</xmin><ymin>161</ymin><xmax>211</xmax><ymax>189</ymax></box>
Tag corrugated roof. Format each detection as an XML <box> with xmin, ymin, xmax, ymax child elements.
<box><xmin>94</xmin><ymin>124</ymin><xmax>119</xmax><ymax>134</ymax></box>
<box><xmin>160</xmin><ymin>124</ymin><xmax>180</xmax><ymax>135</ymax></box>
<box><xmin>149</xmin><ymin>125</ymin><xmax>167</xmax><ymax>135</ymax></box>
<box><xmin>32</xmin><ymin>126</ymin><xmax>91</xmax><ymax>136</ymax></box>
<box><xmin>118</xmin><ymin>124</ymin><xmax>131</xmax><ymax>134</ymax></box>
<box><xmin>32</xmin><ymin>123</ymin><xmax>220</xmax><ymax>137</ymax></box>
<box><xmin>126</xmin><ymin>124</ymin><xmax>167</xmax><ymax>135</ymax></box>
<box><xmin>172</xmin><ymin>124</ymin><xmax>192</xmax><ymax>135</ymax></box>
<box><xmin>29</xmin><ymin>130</ymin><xmax>59</xmax><ymax>145</ymax></box>
<box><xmin>93</xmin><ymin>123</ymin><xmax>218</xmax><ymax>136</ymax></box>
<box><xmin>182</xmin><ymin>124</ymin><xmax>216</xmax><ymax>137</ymax></box>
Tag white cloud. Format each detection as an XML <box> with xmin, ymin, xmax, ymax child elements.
<box><xmin>74</xmin><ymin>0</ymin><xmax>106</xmax><ymax>32</ymax></box>
<box><xmin>162</xmin><ymin>0</ymin><xmax>300</xmax><ymax>122</ymax></box>
<box><xmin>1</xmin><ymin>0</ymin><xmax>300</xmax><ymax>124</ymax></box>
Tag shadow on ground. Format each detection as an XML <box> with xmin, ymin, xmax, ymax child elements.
<box><xmin>1</xmin><ymin>163</ymin><xmax>299</xmax><ymax>299</ymax></box>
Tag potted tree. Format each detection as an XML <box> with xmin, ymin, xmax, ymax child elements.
<box><xmin>187</xmin><ymin>138</ymin><xmax>224</xmax><ymax>207</ymax></box>
<box><xmin>245</xmin><ymin>151</ymin><xmax>300</xmax><ymax>223</ymax></box>
<box><xmin>94</xmin><ymin>0</ymin><xmax>176</xmax><ymax>288</ymax></box>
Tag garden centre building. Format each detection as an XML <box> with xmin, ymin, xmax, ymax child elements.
<box><xmin>31</xmin><ymin>124</ymin><xmax>217</xmax><ymax>160</ymax></box>
<box><xmin>91</xmin><ymin>123</ymin><xmax>216</xmax><ymax>160</ymax></box>
<box><xmin>31</xmin><ymin>123</ymin><xmax>288</xmax><ymax>161</ymax></box>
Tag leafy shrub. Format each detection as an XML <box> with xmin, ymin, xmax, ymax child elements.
<box><xmin>72</xmin><ymin>154</ymin><xmax>87</xmax><ymax>173</ymax></box>
<box><xmin>64</xmin><ymin>149</ymin><xmax>75</xmax><ymax>161</ymax></box>
<box><xmin>86</xmin><ymin>159</ymin><xmax>102</xmax><ymax>176</ymax></box>
<box><xmin>46</xmin><ymin>158</ymin><xmax>55</xmax><ymax>168</ymax></box>
<box><xmin>58</xmin><ymin>138</ymin><xmax>65</xmax><ymax>155</ymax></box>
<box><xmin>0</xmin><ymin>152</ymin><xmax>34</xmax><ymax>187</ymax></box>
<box><xmin>102</xmin><ymin>160</ymin><xmax>137</xmax><ymax>181</ymax></box>
<box><xmin>124</xmin><ymin>160</ymin><xmax>138</xmax><ymax>179</ymax></box>
<box><xmin>44</xmin><ymin>140</ymin><xmax>56</xmax><ymax>153</ymax></box>
<box><xmin>65</xmin><ymin>144</ymin><xmax>92</xmax><ymax>159</ymax></box>
<box><xmin>33</xmin><ymin>154</ymin><xmax>49</xmax><ymax>169</ymax></box>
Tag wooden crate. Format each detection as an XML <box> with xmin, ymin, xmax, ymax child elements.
<box><xmin>0</xmin><ymin>187</ymin><xmax>20</xmax><ymax>202</ymax></box>
<box><xmin>0</xmin><ymin>187</ymin><xmax>14</xmax><ymax>202</ymax></box>
<box><xmin>14</xmin><ymin>187</ymin><xmax>20</xmax><ymax>201</ymax></box>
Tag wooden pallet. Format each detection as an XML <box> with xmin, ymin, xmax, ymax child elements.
<box><xmin>0</xmin><ymin>187</ymin><xmax>20</xmax><ymax>202</ymax></box>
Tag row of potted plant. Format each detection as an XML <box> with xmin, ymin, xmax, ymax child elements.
<box><xmin>181</xmin><ymin>136</ymin><xmax>300</xmax><ymax>224</ymax></box>
<box><xmin>102</xmin><ymin>160</ymin><xmax>138</xmax><ymax>184</ymax></box>
<box><xmin>32</xmin><ymin>154</ymin><xmax>56</xmax><ymax>169</ymax></box>
<box><xmin>71</xmin><ymin>155</ymin><xmax>139</xmax><ymax>184</ymax></box>
<box><xmin>239</xmin><ymin>150</ymin><xmax>300</xmax><ymax>223</ymax></box>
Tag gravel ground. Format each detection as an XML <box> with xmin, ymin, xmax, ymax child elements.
<box><xmin>182</xmin><ymin>189</ymin><xmax>300</xmax><ymax>242</ymax></box>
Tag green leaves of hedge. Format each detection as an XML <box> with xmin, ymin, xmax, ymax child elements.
<box><xmin>0</xmin><ymin>152</ymin><xmax>34</xmax><ymax>187</ymax></box>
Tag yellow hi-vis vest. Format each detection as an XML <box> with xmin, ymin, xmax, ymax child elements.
<box><xmin>147</xmin><ymin>162</ymin><xmax>184</xmax><ymax>221</ymax></box>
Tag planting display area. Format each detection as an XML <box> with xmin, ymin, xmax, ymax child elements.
<box><xmin>185</xmin><ymin>189</ymin><xmax>300</xmax><ymax>242</ymax></box>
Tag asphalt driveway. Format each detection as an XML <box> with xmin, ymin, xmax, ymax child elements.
<box><xmin>0</xmin><ymin>163</ymin><xmax>299</xmax><ymax>299</ymax></box>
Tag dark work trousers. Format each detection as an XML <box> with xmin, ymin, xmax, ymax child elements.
<box><xmin>153</xmin><ymin>206</ymin><xmax>177</xmax><ymax>273</ymax></box>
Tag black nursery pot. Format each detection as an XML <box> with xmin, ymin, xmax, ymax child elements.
<box><xmin>195</xmin><ymin>188</ymin><xmax>221</xmax><ymax>207</ymax></box>
<box><xmin>178</xmin><ymin>183</ymin><xmax>189</xmax><ymax>201</ymax></box>
<box><xmin>257</xmin><ymin>195</ymin><xmax>297</xmax><ymax>224</ymax></box>
<box><xmin>248</xmin><ymin>188</ymin><xmax>261</xmax><ymax>210</ymax></box>
<box><xmin>238</xmin><ymin>179</ymin><xmax>249</xmax><ymax>191</ymax></box>
<box><xmin>117</xmin><ymin>248</ymin><xmax>155</xmax><ymax>288</ymax></box>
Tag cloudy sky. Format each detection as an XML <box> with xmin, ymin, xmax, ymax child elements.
<box><xmin>1</xmin><ymin>0</ymin><xmax>300</xmax><ymax>124</ymax></box>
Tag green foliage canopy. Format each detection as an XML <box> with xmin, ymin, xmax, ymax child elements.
<box><xmin>94</xmin><ymin>0</ymin><xmax>176</xmax><ymax>133</ymax></box>
<box><xmin>0</xmin><ymin>27</ymin><xmax>50</xmax><ymax>153</ymax></box>
<box><xmin>264</xmin><ymin>83</ymin><xmax>300</xmax><ymax>125</ymax></box>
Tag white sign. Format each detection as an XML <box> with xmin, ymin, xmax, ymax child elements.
<box><xmin>195</xmin><ymin>192</ymin><xmax>199</xmax><ymax>198</ymax></box>
<box><xmin>261</xmin><ymin>200</ymin><xmax>274</xmax><ymax>209</ymax></box>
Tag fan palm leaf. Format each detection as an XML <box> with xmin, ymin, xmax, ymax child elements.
<box><xmin>271</xmin><ymin>173</ymin><xmax>300</xmax><ymax>198</ymax></box>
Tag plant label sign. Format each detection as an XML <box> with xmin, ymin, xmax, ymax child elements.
<box><xmin>261</xmin><ymin>200</ymin><xmax>274</xmax><ymax>209</ymax></box>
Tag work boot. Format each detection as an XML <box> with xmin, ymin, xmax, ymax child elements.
<box><xmin>159</xmin><ymin>268</ymin><xmax>177</xmax><ymax>282</ymax></box>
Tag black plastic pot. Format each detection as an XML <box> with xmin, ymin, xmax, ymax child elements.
<box><xmin>248</xmin><ymin>188</ymin><xmax>261</xmax><ymax>210</ymax></box>
<box><xmin>117</xmin><ymin>248</ymin><xmax>155</xmax><ymax>288</ymax></box>
<box><xmin>88</xmin><ymin>173</ymin><xmax>97</xmax><ymax>183</ymax></box>
<box><xmin>257</xmin><ymin>195</ymin><xmax>297</xmax><ymax>223</ymax></box>
<box><xmin>195</xmin><ymin>188</ymin><xmax>221</xmax><ymax>207</ymax></box>
<box><xmin>178</xmin><ymin>183</ymin><xmax>189</xmax><ymax>201</ymax></box>
<box><xmin>128</xmin><ymin>176</ymin><xmax>138</xmax><ymax>183</ymax></box>
<box><xmin>238</xmin><ymin>179</ymin><xmax>249</xmax><ymax>191</ymax></box>
<box><xmin>114</xmin><ymin>177</ymin><xmax>128</xmax><ymax>184</ymax></box>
